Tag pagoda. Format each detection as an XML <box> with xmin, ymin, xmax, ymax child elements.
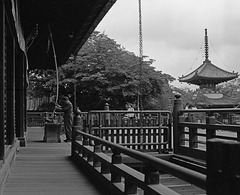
<box><xmin>179</xmin><ymin>29</ymin><xmax>239</xmax><ymax>108</ymax></box>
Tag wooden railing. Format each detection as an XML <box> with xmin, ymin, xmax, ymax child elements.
<box><xmin>25</xmin><ymin>100</ymin><xmax>240</xmax><ymax>194</ymax></box>
<box><xmin>26</xmin><ymin>112</ymin><xmax>46</xmax><ymax>127</ymax></box>
<box><xmin>173</xmin><ymin>95</ymin><xmax>240</xmax><ymax>161</ymax></box>
<box><xmin>85</xmin><ymin>110</ymin><xmax>172</xmax><ymax>153</ymax></box>
<box><xmin>26</xmin><ymin>111</ymin><xmax>88</xmax><ymax>127</ymax></box>
<box><xmin>26</xmin><ymin>111</ymin><xmax>64</xmax><ymax>127</ymax></box>
<box><xmin>72</xmin><ymin>129</ymin><xmax>206</xmax><ymax>195</ymax></box>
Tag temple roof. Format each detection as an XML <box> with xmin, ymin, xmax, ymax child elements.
<box><xmin>179</xmin><ymin>59</ymin><xmax>238</xmax><ymax>85</ymax></box>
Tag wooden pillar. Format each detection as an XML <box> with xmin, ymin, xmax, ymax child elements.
<box><xmin>6</xmin><ymin>29</ymin><xmax>16</xmax><ymax>145</ymax></box>
<box><xmin>207</xmin><ymin>139</ymin><xmax>240</xmax><ymax>194</ymax></box>
<box><xmin>0</xmin><ymin>0</ymin><xmax>6</xmax><ymax>160</ymax></box>
<box><xmin>172</xmin><ymin>94</ymin><xmax>183</xmax><ymax>153</ymax></box>
<box><xmin>15</xmin><ymin>51</ymin><xmax>26</xmax><ymax>146</ymax></box>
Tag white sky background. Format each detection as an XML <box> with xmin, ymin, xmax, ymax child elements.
<box><xmin>96</xmin><ymin>0</ymin><xmax>240</xmax><ymax>89</ymax></box>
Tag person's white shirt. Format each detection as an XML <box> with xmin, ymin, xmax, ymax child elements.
<box><xmin>126</xmin><ymin>106</ymin><xmax>134</xmax><ymax>118</ymax></box>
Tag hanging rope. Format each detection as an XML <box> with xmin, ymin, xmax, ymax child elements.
<box><xmin>138</xmin><ymin>0</ymin><xmax>143</xmax><ymax>111</ymax></box>
<box><xmin>48</xmin><ymin>24</ymin><xmax>59</xmax><ymax>107</ymax></box>
<box><xmin>138</xmin><ymin>0</ymin><xmax>144</xmax><ymax>148</ymax></box>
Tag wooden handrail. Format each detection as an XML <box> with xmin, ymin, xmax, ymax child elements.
<box><xmin>74</xmin><ymin>129</ymin><xmax>206</xmax><ymax>190</ymax></box>
<box><xmin>173</xmin><ymin>95</ymin><xmax>240</xmax><ymax>160</ymax></box>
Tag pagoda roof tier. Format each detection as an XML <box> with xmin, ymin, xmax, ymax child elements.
<box><xmin>179</xmin><ymin>59</ymin><xmax>238</xmax><ymax>85</ymax></box>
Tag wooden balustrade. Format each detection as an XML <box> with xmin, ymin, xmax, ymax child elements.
<box><xmin>25</xmin><ymin>98</ymin><xmax>240</xmax><ymax>194</ymax></box>
<box><xmin>72</xmin><ymin>130</ymin><xmax>206</xmax><ymax>194</ymax></box>
<box><xmin>173</xmin><ymin>94</ymin><xmax>240</xmax><ymax>160</ymax></box>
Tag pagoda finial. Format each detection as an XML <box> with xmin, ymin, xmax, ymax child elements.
<box><xmin>205</xmin><ymin>28</ymin><xmax>209</xmax><ymax>61</ymax></box>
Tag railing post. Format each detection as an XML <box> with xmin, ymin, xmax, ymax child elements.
<box><xmin>189</xmin><ymin>123</ymin><xmax>198</xmax><ymax>149</ymax></box>
<box><xmin>93</xmin><ymin>137</ymin><xmax>102</xmax><ymax>168</ymax></box>
<box><xmin>173</xmin><ymin>94</ymin><xmax>183</xmax><ymax>153</ymax></box>
<box><xmin>125</xmin><ymin>179</ymin><xmax>138</xmax><ymax>195</ymax></box>
<box><xmin>206</xmin><ymin>114</ymin><xmax>216</xmax><ymax>139</ymax></box>
<box><xmin>111</xmin><ymin>148</ymin><xmax>122</xmax><ymax>183</ymax></box>
<box><xmin>207</xmin><ymin>138</ymin><xmax>240</xmax><ymax>194</ymax></box>
<box><xmin>237</xmin><ymin>130</ymin><xmax>240</xmax><ymax>142</ymax></box>
<box><xmin>82</xmin><ymin>122</ymin><xmax>89</xmax><ymax>146</ymax></box>
<box><xmin>101</xmin><ymin>163</ymin><xmax>110</xmax><ymax>174</ymax></box>
<box><xmin>162</xmin><ymin>114</ymin><xmax>170</xmax><ymax>152</ymax></box>
<box><xmin>144</xmin><ymin>163</ymin><xmax>160</xmax><ymax>185</ymax></box>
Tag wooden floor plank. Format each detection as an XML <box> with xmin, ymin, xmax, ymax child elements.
<box><xmin>3</xmin><ymin>127</ymin><xmax>105</xmax><ymax>195</ymax></box>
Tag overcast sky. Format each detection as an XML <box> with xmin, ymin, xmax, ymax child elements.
<box><xmin>96</xmin><ymin>0</ymin><xmax>240</xmax><ymax>89</ymax></box>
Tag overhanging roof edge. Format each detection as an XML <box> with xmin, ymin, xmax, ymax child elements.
<box><xmin>63</xmin><ymin>0</ymin><xmax>116</xmax><ymax>61</ymax></box>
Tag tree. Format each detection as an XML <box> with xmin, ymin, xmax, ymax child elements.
<box><xmin>61</xmin><ymin>31</ymin><xmax>174</xmax><ymax>111</ymax></box>
<box><xmin>28</xmin><ymin>69</ymin><xmax>56</xmax><ymax>98</ymax></box>
<box><xmin>28</xmin><ymin>31</ymin><xmax>175</xmax><ymax>111</ymax></box>
<box><xmin>216</xmin><ymin>78</ymin><xmax>240</xmax><ymax>98</ymax></box>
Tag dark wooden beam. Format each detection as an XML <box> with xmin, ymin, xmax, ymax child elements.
<box><xmin>0</xmin><ymin>0</ymin><xmax>6</xmax><ymax>160</ymax></box>
<box><xmin>15</xmin><ymin>51</ymin><xmax>25</xmax><ymax>143</ymax></box>
<box><xmin>6</xmin><ymin>29</ymin><xmax>16</xmax><ymax>145</ymax></box>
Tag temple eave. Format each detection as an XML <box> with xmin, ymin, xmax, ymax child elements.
<box><xmin>179</xmin><ymin>75</ymin><xmax>238</xmax><ymax>85</ymax></box>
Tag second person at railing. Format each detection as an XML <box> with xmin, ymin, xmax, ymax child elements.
<box><xmin>55</xmin><ymin>96</ymin><xmax>73</xmax><ymax>142</ymax></box>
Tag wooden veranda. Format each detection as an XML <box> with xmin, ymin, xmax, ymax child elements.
<box><xmin>3</xmin><ymin>108</ymin><xmax>206</xmax><ymax>195</ymax></box>
<box><xmin>3</xmin><ymin>127</ymin><xmax>106</xmax><ymax>195</ymax></box>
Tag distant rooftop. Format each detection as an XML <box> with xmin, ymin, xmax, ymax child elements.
<box><xmin>179</xmin><ymin>29</ymin><xmax>238</xmax><ymax>87</ymax></box>
<box><xmin>179</xmin><ymin>59</ymin><xmax>238</xmax><ymax>85</ymax></box>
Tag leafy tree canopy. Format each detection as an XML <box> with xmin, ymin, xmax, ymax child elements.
<box><xmin>28</xmin><ymin>31</ymin><xmax>175</xmax><ymax>111</ymax></box>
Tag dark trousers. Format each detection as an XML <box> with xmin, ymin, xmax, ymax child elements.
<box><xmin>64</xmin><ymin>116</ymin><xmax>73</xmax><ymax>140</ymax></box>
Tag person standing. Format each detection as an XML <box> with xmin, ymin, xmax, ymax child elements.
<box><xmin>56</xmin><ymin>96</ymin><xmax>73</xmax><ymax>142</ymax></box>
<box><xmin>125</xmin><ymin>104</ymin><xmax>135</xmax><ymax>118</ymax></box>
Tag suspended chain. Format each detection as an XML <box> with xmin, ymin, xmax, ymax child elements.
<box><xmin>138</xmin><ymin>0</ymin><xmax>143</xmax><ymax>111</ymax></box>
<box><xmin>138</xmin><ymin>0</ymin><xmax>144</xmax><ymax>148</ymax></box>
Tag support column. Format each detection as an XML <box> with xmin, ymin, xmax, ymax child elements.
<box><xmin>6</xmin><ymin>31</ymin><xmax>16</xmax><ymax>145</ymax></box>
<box><xmin>0</xmin><ymin>0</ymin><xmax>6</xmax><ymax>160</ymax></box>
<box><xmin>15</xmin><ymin>51</ymin><xmax>26</xmax><ymax>146</ymax></box>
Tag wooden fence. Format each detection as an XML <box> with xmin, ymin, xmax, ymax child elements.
<box><xmin>85</xmin><ymin>110</ymin><xmax>172</xmax><ymax>153</ymax></box>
